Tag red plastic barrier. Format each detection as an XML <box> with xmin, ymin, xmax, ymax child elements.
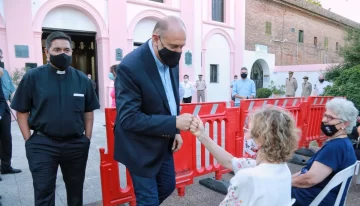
<box><xmin>179</xmin><ymin>102</ymin><xmax>227</xmax><ymax>115</ymax></box>
<box><xmin>238</xmin><ymin>97</ymin><xmax>304</xmax><ymax>156</ymax></box>
<box><xmin>100</xmin><ymin>102</ymin><xmax>235</xmax><ymax>205</ymax></box>
<box><xmin>300</xmin><ymin>96</ymin><xmax>335</xmax><ymax>148</ymax></box>
<box><xmin>99</xmin><ymin>108</ymin><xmax>136</xmax><ymax>206</ymax></box>
<box><xmin>99</xmin><ymin>97</ymin><xmax>341</xmax><ymax>205</ymax></box>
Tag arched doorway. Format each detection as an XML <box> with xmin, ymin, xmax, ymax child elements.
<box><xmin>133</xmin><ymin>18</ymin><xmax>158</xmax><ymax>50</ymax></box>
<box><xmin>32</xmin><ymin>0</ymin><xmax>110</xmax><ymax>108</ymax></box>
<box><xmin>250</xmin><ymin>59</ymin><xmax>270</xmax><ymax>90</ymax></box>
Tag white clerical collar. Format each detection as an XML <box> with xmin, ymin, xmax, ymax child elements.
<box><xmin>56</xmin><ymin>70</ymin><xmax>66</xmax><ymax>75</ymax></box>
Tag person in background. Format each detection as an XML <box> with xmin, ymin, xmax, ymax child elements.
<box><xmin>196</xmin><ymin>74</ymin><xmax>206</xmax><ymax>102</ymax></box>
<box><xmin>313</xmin><ymin>74</ymin><xmax>332</xmax><ymax>96</ymax></box>
<box><xmin>109</xmin><ymin>65</ymin><xmax>117</xmax><ymax>108</ymax></box>
<box><xmin>285</xmin><ymin>71</ymin><xmax>298</xmax><ymax>97</ymax></box>
<box><xmin>230</xmin><ymin>75</ymin><xmax>238</xmax><ymax>101</ymax></box>
<box><xmin>87</xmin><ymin>74</ymin><xmax>96</xmax><ymax>90</ymax></box>
<box><xmin>292</xmin><ymin>98</ymin><xmax>357</xmax><ymax>206</ymax></box>
<box><xmin>180</xmin><ymin>74</ymin><xmax>194</xmax><ymax>103</ymax></box>
<box><xmin>0</xmin><ymin>49</ymin><xmax>15</xmax><ymax>103</ymax></box>
<box><xmin>190</xmin><ymin>106</ymin><xmax>299</xmax><ymax>206</ymax></box>
<box><xmin>232</xmin><ymin>67</ymin><xmax>256</xmax><ymax>107</ymax></box>
<box><xmin>0</xmin><ymin>52</ymin><xmax>21</xmax><ymax>177</ymax></box>
<box><xmin>301</xmin><ymin>76</ymin><xmax>312</xmax><ymax>98</ymax></box>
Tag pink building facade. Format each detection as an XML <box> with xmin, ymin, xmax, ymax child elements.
<box><xmin>0</xmin><ymin>0</ymin><xmax>246</xmax><ymax>108</ymax></box>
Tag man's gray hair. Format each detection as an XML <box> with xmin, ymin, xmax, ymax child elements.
<box><xmin>326</xmin><ymin>98</ymin><xmax>359</xmax><ymax>133</ymax></box>
<box><xmin>241</xmin><ymin>67</ymin><xmax>248</xmax><ymax>71</ymax></box>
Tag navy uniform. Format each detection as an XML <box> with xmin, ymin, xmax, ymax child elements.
<box><xmin>11</xmin><ymin>64</ymin><xmax>100</xmax><ymax>206</ymax></box>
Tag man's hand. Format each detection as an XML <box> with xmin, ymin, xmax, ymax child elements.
<box><xmin>172</xmin><ymin>134</ymin><xmax>183</xmax><ymax>152</ymax></box>
<box><xmin>250</xmin><ymin>95</ymin><xmax>254</xmax><ymax>99</ymax></box>
<box><xmin>176</xmin><ymin>113</ymin><xmax>193</xmax><ymax>130</ymax></box>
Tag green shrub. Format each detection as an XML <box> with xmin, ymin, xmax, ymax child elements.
<box><xmin>269</xmin><ymin>81</ymin><xmax>286</xmax><ymax>95</ymax></box>
<box><xmin>323</xmin><ymin>65</ymin><xmax>360</xmax><ymax>110</ymax></box>
<box><xmin>256</xmin><ymin>88</ymin><xmax>272</xmax><ymax>98</ymax></box>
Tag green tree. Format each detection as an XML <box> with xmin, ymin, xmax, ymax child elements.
<box><xmin>325</xmin><ymin>28</ymin><xmax>360</xmax><ymax>82</ymax></box>
<box><xmin>323</xmin><ymin>65</ymin><xmax>360</xmax><ymax>110</ymax></box>
<box><xmin>306</xmin><ymin>0</ymin><xmax>322</xmax><ymax>7</ymax></box>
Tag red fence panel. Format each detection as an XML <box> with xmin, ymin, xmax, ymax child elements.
<box><xmin>302</xmin><ymin>96</ymin><xmax>335</xmax><ymax>147</ymax></box>
<box><xmin>99</xmin><ymin>108</ymin><xmax>136</xmax><ymax>206</ymax></box>
<box><xmin>99</xmin><ymin>97</ymin><xmax>342</xmax><ymax>205</ymax></box>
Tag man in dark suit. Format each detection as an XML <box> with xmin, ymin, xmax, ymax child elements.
<box><xmin>114</xmin><ymin>16</ymin><xmax>193</xmax><ymax>205</ymax></box>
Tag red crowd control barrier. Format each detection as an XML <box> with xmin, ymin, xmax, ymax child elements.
<box><xmin>99</xmin><ymin>97</ymin><xmax>341</xmax><ymax>205</ymax></box>
<box><xmin>299</xmin><ymin>96</ymin><xmax>336</xmax><ymax>148</ymax></box>
<box><xmin>99</xmin><ymin>108</ymin><xmax>136</xmax><ymax>206</ymax></box>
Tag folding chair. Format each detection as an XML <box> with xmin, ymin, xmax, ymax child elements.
<box><xmin>309</xmin><ymin>163</ymin><xmax>357</xmax><ymax>206</ymax></box>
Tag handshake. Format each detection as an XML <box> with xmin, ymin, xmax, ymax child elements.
<box><xmin>176</xmin><ymin>113</ymin><xmax>204</xmax><ymax>137</ymax></box>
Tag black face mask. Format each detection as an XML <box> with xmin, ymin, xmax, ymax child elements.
<box><xmin>319</xmin><ymin>79</ymin><xmax>325</xmax><ymax>83</ymax></box>
<box><xmin>50</xmin><ymin>53</ymin><xmax>72</xmax><ymax>71</ymax></box>
<box><xmin>158</xmin><ymin>39</ymin><xmax>182</xmax><ymax>68</ymax></box>
<box><xmin>321</xmin><ymin>122</ymin><xmax>340</xmax><ymax>137</ymax></box>
<box><xmin>241</xmin><ymin>73</ymin><xmax>247</xmax><ymax>79</ymax></box>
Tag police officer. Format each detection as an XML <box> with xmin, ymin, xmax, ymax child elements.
<box><xmin>285</xmin><ymin>71</ymin><xmax>298</xmax><ymax>97</ymax></box>
<box><xmin>11</xmin><ymin>31</ymin><xmax>100</xmax><ymax>206</ymax></box>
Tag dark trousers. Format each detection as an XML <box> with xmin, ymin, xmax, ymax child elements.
<box><xmin>130</xmin><ymin>151</ymin><xmax>175</xmax><ymax>206</ymax></box>
<box><xmin>182</xmin><ymin>96</ymin><xmax>192</xmax><ymax>103</ymax></box>
<box><xmin>0</xmin><ymin>111</ymin><xmax>12</xmax><ymax>171</ymax></box>
<box><xmin>25</xmin><ymin>134</ymin><xmax>90</xmax><ymax>206</ymax></box>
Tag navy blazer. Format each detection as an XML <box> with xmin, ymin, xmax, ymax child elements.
<box><xmin>0</xmin><ymin>78</ymin><xmax>10</xmax><ymax>118</ymax></box>
<box><xmin>114</xmin><ymin>40</ymin><xmax>180</xmax><ymax>177</ymax></box>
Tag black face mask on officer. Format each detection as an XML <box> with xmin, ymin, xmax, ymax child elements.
<box><xmin>241</xmin><ymin>73</ymin><xmax>247</xmax><ymax>79</ymax></box>
<box><xmin>50</xmin><ymin>53</ymin><xmax>72</xmax><ymax>71</ymax></box>
<box><xmin>157</xmin><ymin>37</ymin><xmax>182</xmax><ymax>68</ymax></box>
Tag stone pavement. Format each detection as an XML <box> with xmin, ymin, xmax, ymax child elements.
<box><xmin>1</xmin><ymin>110</ymin><xmax>360</xmax><ymax>206</ymax></box>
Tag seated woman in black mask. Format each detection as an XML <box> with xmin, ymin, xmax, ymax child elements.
<box><xmin>291</xmin><ymin>98</ymin><xmax>358</xmax><ymax>206</ymax></box>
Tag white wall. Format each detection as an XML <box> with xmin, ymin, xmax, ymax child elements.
<box><xmin>42</xmin><ymin>7</ymin><xmax>97</xmax><ymax>31</ymax></box>
<box><xmin>193</xmin><ymin>0</ymin><xmax>203</xmax><ymax>82</ymax></box>
<box><xmin>133</xmin><ymin>18</ymin><xmax>157</xmax><ymax>43</ymax></box>
<box><xmin>32</xmin><ymin>0</ymin><xmax>108</xmax><ymax>26</ymax></box>
<box><xmin>126</xmin><ymin>3</ymin><xmax>180</xmax><ymax>27</ymax></box>
<box><xmin>271</xmin><ymin>71</ymin><xmax>323</xmax><ymax>97</ymax></box>
<box><xmin>205</xmin><ymin>34</ymin><xmax>231</xmax><ymax>102</ymax></box>
<box><xmin>171</xmin><ymin>0</ymin><xmax>181</xmax><ymax>9</ymax></box>
<box><xmin>244</xmin><ymin>50</ymin><xmax>275</xmax><ymax>89</ymax></box>
<box><xmin>244</xmin><ymin>50</ymin><xmax>324</xmax><ymax>97</ymax></box>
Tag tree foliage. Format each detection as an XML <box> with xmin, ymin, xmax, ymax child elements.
<box><xmin>324</xmin><ymin>65</ymin><xmax>360</xmax><ymax>110</ymax></box>
<box><xmin>306</xmin><ymin>0</ymin><xmax>322</xmax><ymax>7</ymax></box>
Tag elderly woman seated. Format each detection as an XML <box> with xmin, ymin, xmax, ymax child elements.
<box><xmin>190</xmin><ymin>106</ymin><xmax>299</xmax><ymax>206</ymax></box>
<box><xmin>292</xmin><ymin>98</ymin><xmax>358</xmax><ymax>206</ymax></box>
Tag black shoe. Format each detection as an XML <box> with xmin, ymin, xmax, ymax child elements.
<box><xmin>1</xmin><ymin>167</ymin><xmax>22</xmax><ymax>174</ymax></box>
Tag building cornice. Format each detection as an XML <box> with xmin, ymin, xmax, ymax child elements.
<box><xmin>272</xmin><ymin>0</ymin><xmax>360</xmax><ymax>29</ymax></box>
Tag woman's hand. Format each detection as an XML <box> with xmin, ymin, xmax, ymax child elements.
<box><xmin>190</xmin><ymin>116</ymin><xmax>205</xmax><ymax>137</ymax></box>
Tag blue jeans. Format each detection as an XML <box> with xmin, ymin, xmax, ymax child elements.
<box><xmin>130</xmin><ymin>151</ymin><xmax>176</xmax><ymax>206</ymax></box>
<box><xmin>234</xmin><ymin>103</ymin><xmax>240</xmax><ymax>107</ymax></box>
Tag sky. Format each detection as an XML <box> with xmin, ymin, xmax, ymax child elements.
<box><xmin>320</xmin><ymin>0</ymin><xmax>360</xmax><ymax>23</ymax></box>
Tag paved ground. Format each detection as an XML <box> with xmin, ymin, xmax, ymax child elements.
<box><xmin>1</xmin><ymin>110</ymin><xmax>360</xmax><ymax>206</ymax></box>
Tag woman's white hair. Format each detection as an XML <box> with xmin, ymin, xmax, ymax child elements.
<box><xmin>326</xmin><ymin>98</ymin><xmax>359</xmax><ymax>133</ymax></box>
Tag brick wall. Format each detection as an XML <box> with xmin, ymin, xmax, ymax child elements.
<box><xmin>245</xmin><ymin>0</ymin><xmax>348</xmax><ymax>66</ymax></box>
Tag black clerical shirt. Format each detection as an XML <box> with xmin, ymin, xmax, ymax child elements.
<box><xmin>11</xmin><ymin>64</ymin><xmax>100</xmax><ymax>138</ymax></box>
